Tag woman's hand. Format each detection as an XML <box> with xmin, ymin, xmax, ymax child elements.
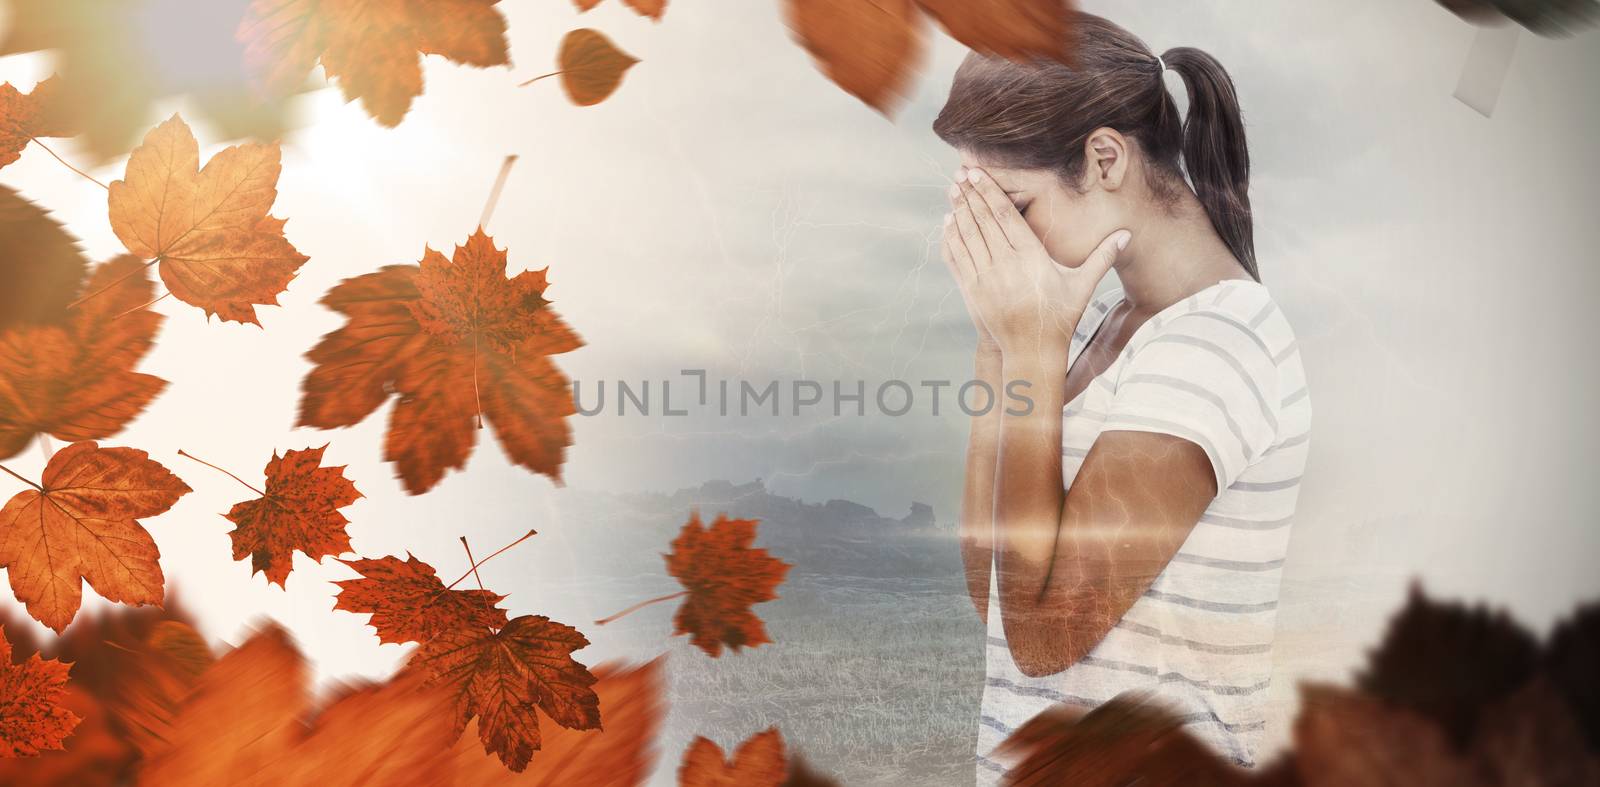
<box><xmin>940</xmin><ymin>167</ymin><xmax>1129</xmax><ymax>362</ymax></box>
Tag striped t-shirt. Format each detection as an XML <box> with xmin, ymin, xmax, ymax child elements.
<box><xmin>975</xmin><ymin>278</ymin><xmax>1311</xmax><ymax>783</ymax></box>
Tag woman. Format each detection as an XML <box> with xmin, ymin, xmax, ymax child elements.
<box><xmin>933</xmin><ymin>13</ymin><xmax>1312</xmax><ymax>782</ymax></box>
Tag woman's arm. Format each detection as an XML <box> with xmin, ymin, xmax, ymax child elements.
<box><xmin>958</xmin><ymin>346</ymin><xmax>1004</xmax><ymax>622</ymax></box>
<box><xmin>946</xmin><ymin>168</ymin><xmax>1217</xmax><ymax>677</ymax></box>
<box><xmin>992</xmin><ymin>389</ymin><xmax>1215</xmax><ymax>677</ymax></box>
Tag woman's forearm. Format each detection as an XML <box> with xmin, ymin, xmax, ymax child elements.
<box><xmin>958</xmin><ymin>347</ymin><xmax>1005</xmax><ymax>621</ymax></box>
<box><xmin>993</xmin><ymin>352</ymin><xmax>1072</xmax><ymax>604</ymax></box>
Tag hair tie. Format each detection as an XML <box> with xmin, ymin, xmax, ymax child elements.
<box><xmin>1155</xmin><ymin>54</ymin><xmax>1167</xmax><ymax>75</ymax></box>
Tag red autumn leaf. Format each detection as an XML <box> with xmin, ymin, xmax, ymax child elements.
<box><xmin>239</xmin><ymin>0</ymin><xmax>510</xmax><ymax>127</ymax></box>
<box><xmin>0</xmin><ymin>255</ymin><xmax>167</xmax><ymax>461</ymax></box>
<box><xmin>0</xmin><ymin>75</ymin><xmax>71</xmax><ymax>171</ymax></box>
<box><xmin>782</xmin><ymin>0</ymin><xmax>925</xmax><ymax>113</ymax></box>
<box><xmin>0</xmin><ymin>185</ymin><xmax>89</xmax><ymax>334</ymax></box>
<box><xmin>782</xmin><ymin>0</ymin><xmax>1077</xmax><ymax>114</ymax></box>
<box><xmin>554</xmin><ymin>29</ymin><xmax>640</xmax><ymax>107</ymax></box>
<box><xmin>678</xmin><ymin>727</ymin><xmax>788</xmax><ymax>787</ymax></box>
<box><xmin>991</xmin><ymin>693</ymin><xmax>1255</xmax><ymax>786</ymax></box>
<box><xmin>107</xmin><ymin>114</ymin><xmax>308</xmax><ymax>325</ymax></box>
<box><xmin>332</xmin><ymin>553</ymin><xmax>508</xmax><ymax>645</ymax></box>
<box><xmin>665</xmin><ymin>513</ymin><xmax>791</xmax><ymax>657</ymax></box>
<box><xmin>298</xmin><ymin>229</ymin><xmax>584</xmax><ymax>495</ymax></box>
<box><xmin>211</xmin><ymin>445</ymin><xmax>362</xmax><ymax>588</ymax></box>
<box><xmin>0</xmin><ymin>624</ymin><xmax>81</xmax><ymax>758</ymax></box>
<box><xmin>447</xmin><ymin>656</ymin><xmax>667</xmax><ymax>785</ymax></box>
<box><xmin>137</xmin><ymin>623</ymin><xmax>457</xmax><ymax>786</ymax></box>
<box><xmin>572</xmin><ymin>0</ymin><xmax>668</xmax><ymax>21</ymax></box>
<box><xmin>0</xmin><ymin>442</ymin><xmax>190</xmax><ymax>632</ymax></box>
<box><xmin>410</xmin><ymin>614</ymin><xmax>601</xmax><ymax>772</ymax></box>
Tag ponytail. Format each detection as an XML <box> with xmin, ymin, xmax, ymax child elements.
<box><xmin>1162</xmin><ymin>47</ymin><xmax>1257</xmax><ymax>281</ymax></box>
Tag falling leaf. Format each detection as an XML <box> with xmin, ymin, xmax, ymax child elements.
<box><xmin>782</xmin><ymin>0</ymin><xmax>1079</xmax><ymax>114</ymax></box>
<box><xmin>0</xmin><ymin>76</ymin><xmax>72</xmax><ymax>172</ymax></box>
<box><xmin>1354</xmin><ymin>581</ymin><xmax>1539</xmax><ymax>748</ymax></box>
<box><xmin>333</xmin><ymin>553</ymin><xmax>508</xmax><ymax>645</ymax></box>
<box><xmin>137</xmin><ymin>623</ymin><xmax>457</xmax><ymax>786</ymax></box>
<box><xmin>556</xmin><ymin>29</ymin><xmax>640</xmax><ymax>106</ymax></box>
<box><xmin>0</xmin><ymin>624</ymin><xmax>81</xmax><ymax>758</ymax></box>
<box><xmin>410</xmin><ymin>614</ymin><xmax>601</xmax><ymax>772</ymax></box>
<box><xmin>107</xmin><ymin>114</ymin><xmax>308</xmax><ymax>325</ymax></box>
<box><xmin>0</xmin><ymin>602</ymin><xmax>207</xmax><ymax>783</ymax></box>
<box><xmin>571</xmin><ymin>0</ymin><xmax>668</xmax><ymax>20</ymax></box>
<box><xmin>213</xmin><ymin>445</ymin><xmax>363</xmax><ymax>587</ymax></box>
<box><xmin>298</xmin><ymin>230</ymin><xmax>584</xmax><ymax>495</ymax></box>
<box><xmin>782</xmin><ymin>0</ymin><xmax>925</xmax><ymax>113</ymax></box>
<box><xmin>0</xmin><ymin>0</ymin><xmax>300</xmax><ymax>163</ymax></box>
<box><xmin>678</xmin><ymin>727</ymin><xmax>787</xmax><ymax>787</ymax></box>
<box><xmin>665</xmin><ymin>513</ymin><xmax>791</xmax><ymax>657</ymax></box>
<box><xmin>447</xmin><ymin>657</ymin><xmax>667</xmax><ymax>785</ymax></box>
<box><xmin>916</xmin><ymin>0</ymin><xmax>1074</xmax><ymax>62</ymax></box>
<box><xmin>0</xmin><ymin>442</ymin><xmax>190</xmax><ymax>632</ymax></box>
<box><xmin>239</xmin><ymin>0</ymin><xmax>510</xmax><ymax>127</ymax></box>
<box><xmin>992</xmin><ymin>693</ymin><xmax>1253</xmax><ymax>786</ymax></box>
<box><xmin>1294</xmin><ymin>683</ymin><xmax>1480</xmax><ymax>787</ymax></box>
<box><xmin>0</xmin><ymin>184</ymin><xmax>88</xmax><ymax>332</ymax></box>
<box><xmin>0</xmin><ymin>255</ymin><xmax>167</xmax><ymax>460</ymax></box>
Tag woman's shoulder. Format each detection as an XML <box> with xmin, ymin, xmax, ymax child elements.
<box><xmin>1140</xmin><ymin>279</ymin><xmax>1299</xmax><ymax>365</ymax></box>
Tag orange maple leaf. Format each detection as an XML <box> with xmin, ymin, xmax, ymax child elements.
<box><xmin>0</xmin><ymin>624</ymin><xmax>81</xmax><ymax>758</ymax></box>
<box><xmin>0</xmin><ymin>255</ymin><xmax>167</xmax><ymax>461</ymax></box>
<box><xmin>202</xmin><ymin>445</ymin><xmax>363</xmax><ymax>588</ymax></box>
<box><xmin>0</xmin><ymin>76</ymin><xmax>71</xmax><ymax>172</ymax></box>
<box><xmin>446</xmin><ymin>656</ymin><xmax>667</xmax><ymax>785</ymax></box>
<box><xmin>410</xmin><ymin>614</ymin><xmax>601</xmax><ymax>772</ymax></box>
<box><xmin>332</xmin><ymin>553</ymin><xmax>508</xmax><ymax>645</ymax></box>
<box><xmin>298</xmin><ymin>229</ymin><xmax>584</xmax><ymax>495</ymax></box>
<box><xmin>572</xmin><ymin>0</ymin><xmax>668</xmax><ymax>21</ymax></box>
<box><xmin>678</xmin><ymin>727</ymin><xmax>788</xmax><ymax>787</ymax></box>
<box><xmin>665</xmin><ymin>513</ymin><xmax>792</xmax><ymax>657</ymax></box>
<box><xmin>0</xmin><ymin>442</ymin><xmax>190</xmax><ymax>633</ymax></box>
<box><xmin>239</xmin><ymin>0</ymin><xmax>510</xmax><ymax>126</ymax></box>
<box><xmin>107</xmin><ymin>114</ymin><xmax>308</xmax><ymax>325</ymax></box>
<box><xmin>137</xmin><ymin>623</ymin><xmax>458</xmax><ymax>786</ymax></box>
<box><xmin>782</xmin><ymin>0</ymin><xmax>1076</xmax><ymax>113</ymax></box>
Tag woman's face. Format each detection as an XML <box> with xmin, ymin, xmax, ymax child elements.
<box><xmin>954</xmin><ymin>150</ymin><xmax>1123</xmax><ymax>269</ymax></box>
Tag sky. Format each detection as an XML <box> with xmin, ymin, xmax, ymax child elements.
<box><xmin>2</xmin><ymin>0</ymin><xmax>1599</xmax><ymax>768</ymax></box>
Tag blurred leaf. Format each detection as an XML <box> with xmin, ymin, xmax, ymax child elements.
<box><xmin>555</xmin><ymin>29</ymin><xmax>639</xmax><ymax>107</ymax></box>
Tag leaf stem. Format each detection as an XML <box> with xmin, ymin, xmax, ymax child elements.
<box><xmin>30</xmin><ymin>138</ymin><xmax>109</xmax><ymax>190</ymax></box>
<box><xmin>37</xmin><ymin>435</ymin><xmax>53</xmax><ymax>462</ymax></box>
<box><xmin>443</xmin><ymin>528</ymin><xmax>538</xmax><ymax>591</ymax></box>
<box><xmin>0</xmin><ymin>463</ymin><xmax>43</xmax><ymax>491</ymax></box>
<box><xmin>478</xmin><ymin>154</ymin><xmax>517</xmax><ymax>231</ymax></box>
<box><xmin>176</xmin><ymin>449</ymin><xmax>264</xmax><ymax>496</ymax></box>
<box><xmin>66</xmin><ymin>258</ymin><xmax>159</xmax><ymax>311</ymax></box>
<box><xmin>517</xmin><ymin>71</ymin><xmax>563</xmax><ymax>88</ymax></box>
<box><xmin>594</xmin><ymin>590</ymin><xmax>689</xmax><ymax>626</ymax></box>
<box><xmin>459</xmin><ymin>536</ymin><xmax>487</xmax><ymax>591</ymax></box>
<box><xmin>113</xmin><ymin>290</ymin><xmax>170</xmax><ymax>321</ymax></box>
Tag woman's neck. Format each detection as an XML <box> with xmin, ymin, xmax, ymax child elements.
<box><xmin>1112</xmin><ymin>189</ymin><xmax>1250</xmax><ymax>315</ymax></box>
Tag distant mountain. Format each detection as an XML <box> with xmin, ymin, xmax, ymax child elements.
<box><xmin>556</xmin><ymin>479</ymin><xmax>960</xmax><ymax>579</ymax></box>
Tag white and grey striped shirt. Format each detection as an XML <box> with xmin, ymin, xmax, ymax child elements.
<box><xmin>976</xmin><ymin>278</ymin><xmax>1311</xmax><ymax>783</ymax></box>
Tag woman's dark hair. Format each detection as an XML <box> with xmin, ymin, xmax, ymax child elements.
<box><xmin>932</xmin><ymin>13</ymin><xmax>1258</xmax><ymax>280</ymax></box>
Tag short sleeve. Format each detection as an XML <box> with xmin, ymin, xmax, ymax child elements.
<box><xmin>1101</xmin><ymin>309</ymin><xmax>1282</xmax><ymax>492</ymax></box>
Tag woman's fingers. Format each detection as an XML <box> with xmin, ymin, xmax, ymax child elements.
<box><xmin>956</xmin><ymin>178</ymin><xmax>1012</xmax><ymax>260</ymax></box>
<box><xmin>1074</xmin><ymin>229</ymin><xmax>1132</xmax><ymax>285</ymax></box>
<box><xmin>965</xmin><ymin>168</ymin><xmax>1036</xmax><ymax>250</ymax></box>
<box><xmin>942</xmin><ymin>212</ymin><xmax>977</xmax><ymax>283</ymax></box>
<box><xmin>949</xmin><ymin>183</ymin><xmax>991</xmax><ymax>271</ymax></box>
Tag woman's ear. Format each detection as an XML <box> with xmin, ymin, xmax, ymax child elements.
<box><xmin>1083</xmin><ymin>127</ymin><xmax>1129</xmax><ymax>191</ymax></box>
